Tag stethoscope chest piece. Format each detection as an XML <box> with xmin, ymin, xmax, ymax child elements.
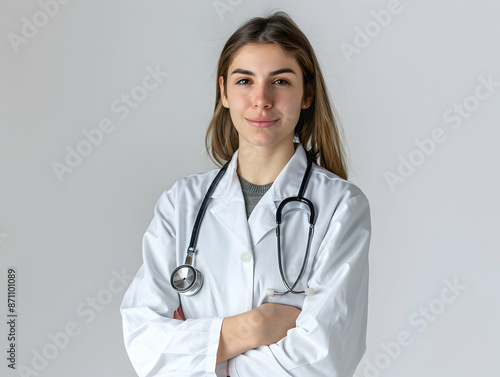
<box><xmin>170</xmin><ymin>264</ymin><xmax>204</xmax><ymax>296</ymax></box>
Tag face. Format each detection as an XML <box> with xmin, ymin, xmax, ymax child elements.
<box><xmin>219</xmin><ymin>43</ymin><xmax>311</xmax><ymax>153</ymax></box>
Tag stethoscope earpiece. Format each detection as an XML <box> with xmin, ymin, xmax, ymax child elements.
<box><xmin>305</xmin><ymin>287</ymin><xmax>315</xmax><ymax>296</ymax></box>
<box><xmin>265</xmin><ymin>288</ymin><xmax>275</xmax><ymax>296</ymax></box>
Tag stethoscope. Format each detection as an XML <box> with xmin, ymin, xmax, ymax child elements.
<box><xmin>170</xmin><ymin>153</ymin><xmax>316</xmax><ymax>297</ymax></box>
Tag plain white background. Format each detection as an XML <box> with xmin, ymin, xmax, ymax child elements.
<box><xmin>1</xmin><ymin>1</ymin><xmax>498</xmax><ymax>376</ymax></box>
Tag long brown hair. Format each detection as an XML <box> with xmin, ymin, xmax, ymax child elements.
<box><xmin>205</xmin><ymin>11</ymin><xmax>348</xmax><ymax>179</ymax></box>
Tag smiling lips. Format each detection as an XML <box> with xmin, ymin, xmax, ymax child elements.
<box><xmin>245</xmin><ymin>118</ymin><xmax>278</xmax><ymax>128</ymax></box>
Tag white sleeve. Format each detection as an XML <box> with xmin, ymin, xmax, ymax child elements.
<box><xmin>229</xmin><ymin>190</ymin><xmax>371</xmax><ymax>377</ymax></box>
<box><xmin>120</xmin><ymin>189</ymin><xmax>224</xmax><ymax>377</ymax></box>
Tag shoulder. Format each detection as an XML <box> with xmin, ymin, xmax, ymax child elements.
<box><xmin>172</xmin><ymin>169</ymin><xmax>220</xmax><ymax>192</ymax></box>
<box><xmin>310</xmin><ymin>163</ymin><xmax>369</xmax><ymax>205</ymax></box>
<box><xmin>156</xmin><ymin>168</ymin><xmax>221</xmax><ymax>208</ymax></box>
<box><xmin>309</xmin><ymin>165</ymin><xmax>371</xmax><ymax>239</ymax></box>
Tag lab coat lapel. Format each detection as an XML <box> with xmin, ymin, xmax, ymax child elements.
<box><xmin>247</xmin><ymin>200</ymin><xmax>277</xmax><ymax>248</ymax></box>
<box><xmin>210</xmin><ymin>151</ymin><xmax>253</xmax><ymax>251</ymax></box>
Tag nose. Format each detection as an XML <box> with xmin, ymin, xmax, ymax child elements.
<box><xmin>253</xmin><ymin>83</ymin><xmax>273</xmax><ymax>109</ymax></box>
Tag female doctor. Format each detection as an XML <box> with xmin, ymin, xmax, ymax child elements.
<box><xmin>120</xmin><ymin>12</ymin><xmax>371</xmax><ymax>377</ymax></box>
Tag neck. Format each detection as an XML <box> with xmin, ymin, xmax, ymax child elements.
<box><xmin>236</xmin><ymin>143</ymin><xmax>296</xmax><ymax>185</ymax></box>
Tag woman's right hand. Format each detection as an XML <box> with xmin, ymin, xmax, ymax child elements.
<box><xmin>251</xmin><ymin>303</ymin><xmax>301</xmax><ymax>345</ymax></box>
<box><xmin>217</xmin><ymin>303</ymin><xmax>301</xmax><ymax>363</ymax></box>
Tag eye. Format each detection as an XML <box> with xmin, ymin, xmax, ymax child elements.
<box><xmin>236</xmin><ymin>78</ymin><xmax>251</xmax><ymax>85</ymax></box>
<box><xmin>274</xmin><ymin>79</ymin><xmax>290</xmax><ymax>86</ymax></box>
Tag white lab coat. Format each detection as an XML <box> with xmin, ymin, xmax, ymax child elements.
<box><xmin>120</xmin><ymin>143</ymin><xmax>371</xmax><ymax>377</ymax></box>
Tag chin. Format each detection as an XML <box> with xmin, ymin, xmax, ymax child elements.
<box><xmin>243</xmin><ymin>135</ymin><xmax>293</xmax><ymax>150</ymax></box>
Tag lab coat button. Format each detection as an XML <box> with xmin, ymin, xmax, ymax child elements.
<box><xmin>240</xmin><ymin>251</ymin><xmax>252</xmax><ymax>263</ymax></box>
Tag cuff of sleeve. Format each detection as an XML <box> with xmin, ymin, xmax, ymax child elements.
<box><xmin>206</xmin><ymin>317</ymin><xmax>224</xmax><ymax>373</ymax></box>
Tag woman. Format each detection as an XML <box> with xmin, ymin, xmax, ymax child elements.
<box><xmin>121</xmin><ymin>12</ymin><xmax>371</xmax><ymax>377</ymax></box>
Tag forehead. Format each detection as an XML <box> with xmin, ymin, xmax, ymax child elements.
<box><xmin>229</xmin><ymin>43</ymin><xmax>301</xmax><ymax>71</ymax></box>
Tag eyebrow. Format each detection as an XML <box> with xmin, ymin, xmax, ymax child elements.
<box><xmin>230</xmin><ymin>68</ymin><xmax>297</xmax><ymax>76</ymax></box>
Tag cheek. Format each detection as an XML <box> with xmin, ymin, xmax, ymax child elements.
<box><xmin>279</xmin><ymin>96</ymin><xmax>303</xmax><ymax>118</ymax></box>
<box><xmin>228</xmin><ymin>106</ymin><xmax>246</xmax><ymax>132</ymax></box>
<box><xmin>225</xmin><ymin>89</ymin><xmax>247</xmax><ymax>109</ymax></box>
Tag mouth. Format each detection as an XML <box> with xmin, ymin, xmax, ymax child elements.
<box><xmin>245</xmin><ymin>118</ymin><xmax>278</xmax><ymax>128</ymax></box>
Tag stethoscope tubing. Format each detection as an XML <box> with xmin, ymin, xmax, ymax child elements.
<box><xmin>273</xmin><ymin>155</ymin><xmax>315</xmax><ymax>295</ymax></box>
<box><xmin>171</xmin><ymin>151</ymin><xmax>316</xmax><ymax>296</ymax></box>
<box><xmin>186</xmin><ymin>163</ymin><xmax>229</xmax><ymax>262</ymax></box>
<box><xmin>276</xmin><ymin>219</ymin><xmax>314</xmax><ymax>295</ymax></box>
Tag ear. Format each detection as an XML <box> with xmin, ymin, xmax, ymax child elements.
<box><xmin>219</xmin><ymin>76</ymin><xmax>229</xmax><ymax>108</ymax></box>
<box><xmin>301</xmin><ymin>96</ymin><xmax>313</xmax><ymax>110</ymax></box>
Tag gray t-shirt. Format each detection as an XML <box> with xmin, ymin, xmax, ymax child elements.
<box><xmin>237</xmin><ymin>175</ymin><xmax>273</xmax><ymax>218</ymax></box>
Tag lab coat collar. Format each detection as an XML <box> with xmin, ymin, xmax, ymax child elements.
<box><xmin>210</xmin><ymin>143</ymin><xmax>310</xmax><ymax>250</ymax></box>
<box><xmin>211</xmin><ymin>143</ymin><xmax>309</xmax><ymax>201</ymax></box>
<box><xmin>268</xmin><ymin>143</ymin><xmax>309</xmax><ymax>202</ymax></box>
<box><xmin>211</xmin><ymin>149</ymin><xmax>240</xmax><ymax>200</ymax></box>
